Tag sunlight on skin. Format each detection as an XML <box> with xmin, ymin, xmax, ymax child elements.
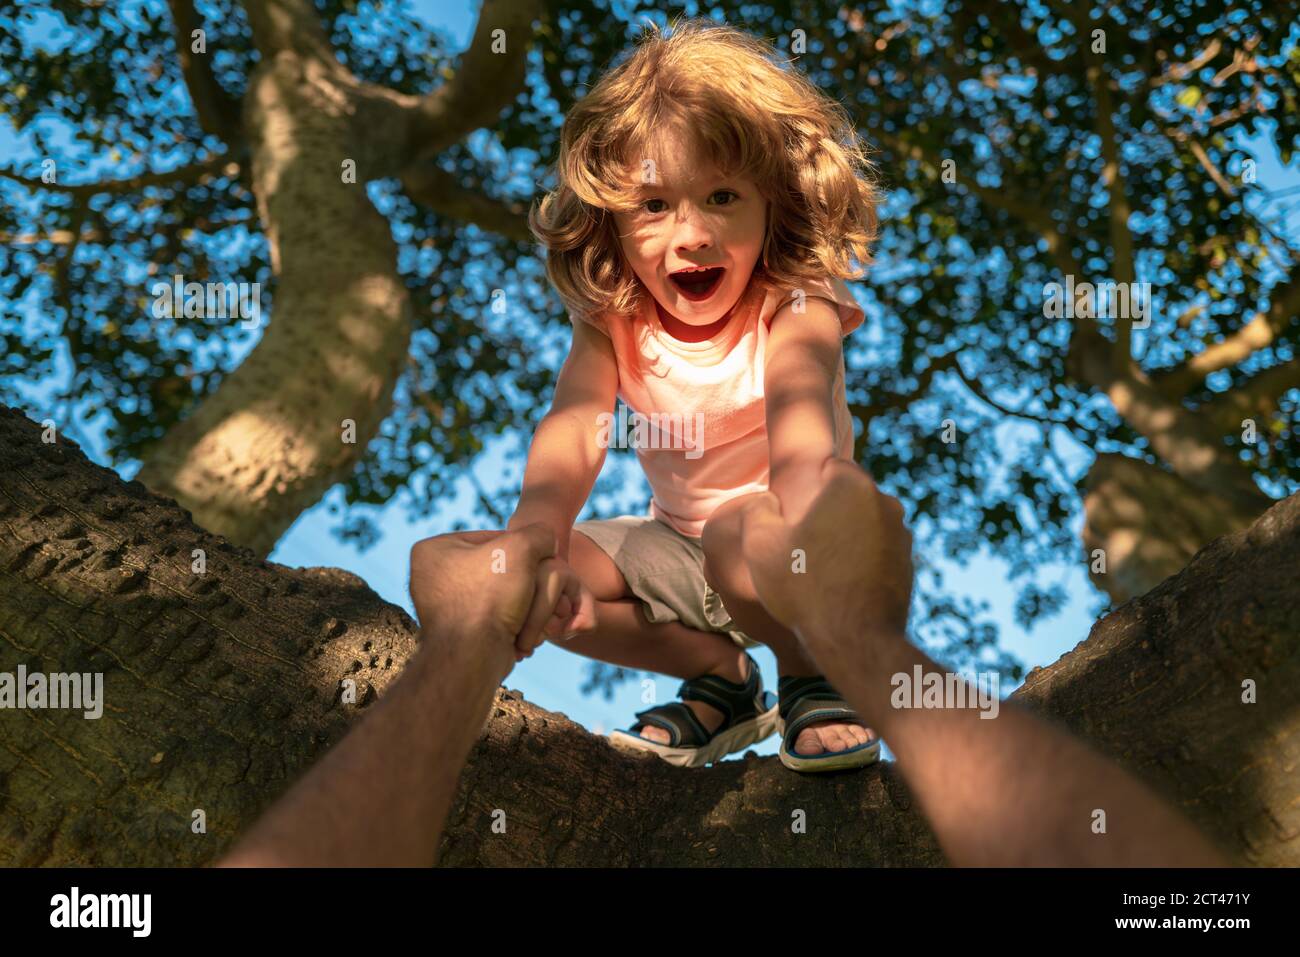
<box><xmin>607</xmin><ymin>126</ymin><xmax>870</xmax><ymax>755</ymax></box>
<box><xmin>611</xmin><ymin>124</ymin><xmax>767</xmax><ymax>331</ymax></box>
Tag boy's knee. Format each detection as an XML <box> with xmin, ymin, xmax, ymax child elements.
<box><xmin>568</xmin><ymin>530</ymin><xmax>627</xmax><ymax>602</ymax></box>
<box><xmin>701</xmin><ymin>498</ymin><xmax>761</xmax><ymax>602</ymax></box>
<box><xmin>702</xmin><ymin>494</ymin><xmax>755</xmax><ymax>552</ymax></box>
<box><xmin>700</xmin><ymin>514</ymin><xmax>737</xmax><ymax>579</ymax></box>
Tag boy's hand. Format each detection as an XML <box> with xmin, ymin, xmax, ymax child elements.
<box><xmin>740</xmin><ymin>459</ymin><xmax>914</xmax><ymax>668</ymax></box>
<box><xmin>537</xmin><ymin>557</ymin><xmax>597</xmax><ymax>645</ymax></box>
<box><xmin>409</xmin><ymin>525</ymin><xmax>587</xmax><ymax>679</ymax></box>
<box><xmin>512</xmin><ymin>555</ymin><xmax>595</xmax><ymax>662</ymax></box>
<box><xmin>502</xmin><ymin>513</ymin><xmax>596</xmax><ymax>656</ymax></box>
<box><xmin>410</xmin><ymin>527</ymin><xmax>595</xmax><ymax>676</ymax></box>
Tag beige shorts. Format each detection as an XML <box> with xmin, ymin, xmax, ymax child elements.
<box><xmin>573</xmin><ymin>515</ymin><xmax>758</xmax><ymax>649</ymax></box>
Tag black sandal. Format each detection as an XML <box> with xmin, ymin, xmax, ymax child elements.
<box><xmin>608</xmin><ymin>652</ymin><xmax>780</xmax><ymax>767</ymax></box>
<box><xmin>777</xmin><ymin>675</ymin><xmax>880</xmax><ymax>772</ymax></box>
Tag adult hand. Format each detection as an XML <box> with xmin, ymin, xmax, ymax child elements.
<box><xmin>740</xmin><ymin>458</ymin><xmax>914</xmax><ymax>668</ymax></box>
<box><xmin>538</xmin><ymin>557</ymin><xmax>598</xmax><ymax>642</ymax></box>
<box><xmin>408</xmin><ymin>524</ymin><xmax>588</xmax><ymax>678</ymax></box>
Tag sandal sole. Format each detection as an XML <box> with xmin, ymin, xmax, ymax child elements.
<box><xmin>777</xmin><ymin>727</ymin><xmax>881</xmax><ymax>773</ymax></box>
<box><xmin>609</xmin><ymin>693</ymin><xmax>780</xmax><ymax>768</ymax></box>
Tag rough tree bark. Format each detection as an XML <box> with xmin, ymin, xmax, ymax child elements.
<box><xmin>0</xmin><ymin>404</ymin><xmax>1295</xmax><ymax>866</ymax></box>
<box><xmin>136</xmin><ymin>0</ymin><xmax>540</xmax><ymax>556</ymax></box>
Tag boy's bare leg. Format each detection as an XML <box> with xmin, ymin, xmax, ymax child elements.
<box><xmin>557</xmin><ymin>599</ymin><xmax>744</xmax><ymax>679</ymax></box>
<box><xmin>557</xmin><ymin>531</ymin><xmax>750</xmax><ymax>744</ymax></box>
<box><xmin>701</xmin><ymin>495</ymin><xmax>875</xmax><ymax>756</ymax></box>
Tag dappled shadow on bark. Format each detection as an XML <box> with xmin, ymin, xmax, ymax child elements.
<box><xmin>0</xmin><ymin>404</ymin><xmax>1294</xmax><ymax>866</ymax></box>
<box><xmin>0</xmin><ymin>406</ymin><xmax>419</xmax><ymax>865</ymax></box>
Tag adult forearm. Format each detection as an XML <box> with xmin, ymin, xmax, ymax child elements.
<box><xmin>217</xmin><ymin>631</ymin><xmax>502</xmax><ymax>867</ymax></box>
<box><xmin>800</xmin><ymin>628</ymin><xmax>1228</xmax><ymax>867</ymax></box>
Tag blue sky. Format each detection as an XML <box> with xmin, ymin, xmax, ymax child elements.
<box><xmin>267</xmin><ymin>0</ymin><xmax>1095</xmax><ymax>752</ymax></box>
<box><xmin>3</xmin><ymin>0</ymin><xmax>1295</xmax><ymax>759</ymax></box>
<box><xmin>270</xmin><ymin>1</ymin><xmax>1299</xmax><ymax>750</ymax></box>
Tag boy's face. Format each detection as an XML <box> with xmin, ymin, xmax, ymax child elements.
<box><xmin>613</xmin><ymin>127</ymin><xmax>768</xmax><ymax>327</ymax></box>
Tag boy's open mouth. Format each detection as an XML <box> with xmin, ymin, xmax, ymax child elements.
<box><xmin>669</xmin><ymin>266</ymin><xmax>725</xmax><ymax>301</ymax></box>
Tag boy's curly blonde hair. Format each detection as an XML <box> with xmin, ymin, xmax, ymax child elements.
<box><xmin>529</xmin><ymin>17</ymin><xmax>882</xmax><ymax>329</ymax></box>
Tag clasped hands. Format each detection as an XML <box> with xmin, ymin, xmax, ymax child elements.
<box><xmin>408</xmin><ymin>459</ymin><xmax>913</xmax><ymax>679</ymax></box>
<box><xmin>408</xmin><ymin>526</ymin><xmax>597</xmax><ymax>678</ymax></box>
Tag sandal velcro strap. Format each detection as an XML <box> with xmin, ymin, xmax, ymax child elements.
<box><xmin>631</xmin><ymin>653</ymin><xmax>764</xmax><ymax>746</ymax></box>
<box><xmin>777</xmin><ymin>675</ymin><xmax>867</xmax><ymax>747</ymax></box>
<box><xmin>631</xmin><ymin>702</ymin><xmax>712</xmax><ymax>748</ymax></box>
<box><xmin>675</xmin><ymin>652</ymin><xmax>763</xmax><ymax>727</ymax></box>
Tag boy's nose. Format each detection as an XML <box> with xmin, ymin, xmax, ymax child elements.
<box><xmin>668</xmin><ymin>203</ymin><xmax>715</xmax><ymax>241</ymax></box>
<box><xmin>674</xmin><ymin>227</ymin><xmax>714</xmax><ymax>254</ymax></box>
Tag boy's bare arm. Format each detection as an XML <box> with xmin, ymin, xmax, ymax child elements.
<box><xmin>763</xmin><ymin>298</ymin><xmax>844</xmax><ymax>524</ymax></box>
<box><xmin>740</xmin><ymin>460</ymin><xmax>1230</xmax><ymax>868</ymax></box>
<box><xmin>509</xmin><ymin>318</ymin><xmax>618</xmax><ymax>559</ymax></box>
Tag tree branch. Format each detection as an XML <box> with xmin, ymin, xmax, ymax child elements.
<box><xmin>1076</xmin><ymin>349</ymin><xmax>1272</xmax><ymax>510</ymax></box>
<box><xmin>949</xmin><ymin>357</ymin><xmax>1071</xmax><ymax>426</ymax></box>
<box><xmin>238</xmin><ymin>0</ymin><xmax>338</xmax><ymax>61</ymax></box>
<box><xmin>1086</xmin><ymin>55</ymin><xmax>1138</xmax><ymax>369</ymax></box>
<box><xmin>234</xmin><ymin>0</ymin><xmax>539</xmax><ymax>187</ymax></box>
<box><xmin>0</xmin><ymin>155</ymin><xmax>240</xmax><ymax>197</ymax></box>
<box><xmin>0</xmin><ymin>229</ymin><xmax>96</xmax><ymax>245</ymax></box>
<box><xmin>1</xmin><ymin>207</ymin><xmax>255</xmax><ymax>247</ymax></box>
<box><xmin>851</xmin><ymin>350</ymin><xmax>961</xmax><ymax>429</ymax></box>
<box><xmin>167</xmin><ymin>0</ymin><xmax>244</xmax><ymax>146</ymax></box>
<box><xmin>4</xmin><ymin>402</ymin><xmax>1296</xmax><ymax>866</ymax></box>
<box><xmin>1205</xmin><ymin>89</ymin><xmax>1265</xmax><ymax>129</ymax></box>
<box><xmin>466</xmin><ymin>468</ymin><xmax>507</xmax><ymax>526</ymax></box>
<box><xmin>873</xmin><ymin>129</ymin><xmax>1084</xmax><ymax>278</ymax></box>
<box><xmin>404</xmin><ymin>0</ymin><xmax>541</xmax><ymax>164</ymax></box>
<box><xmin>872</xmin><ymin>106</ymin><xmax>1267</xmax><ymax>510</ymax></box>
<box><xmin>1187</xmin><ymin>135</ymin><xmax>1237</xmax><ymax>197</ymax></box>
<box><xmin>1164</xmin><ymin>124</ymin><xmax>1236</xmax><ymax>197</ymax></box>
<box><xmin>1149</xmin><ymin>37</ymin><xmax>1222</xmax><ymax>87</ymax></box>
<box><xmin>1209</xmin><ymin>41</ymin><xmax>1260</xmax><ymax>88</ymax></box>
<box><xmin>400</xmin><ymin>162</ymin><xmax>533</xmax><ymax>243</ymax></box>
<box><xmin>406</xmin><ymin>379</ymin><xmax>508</xmax><ymax>526</ymax></box>
<box><xmin>1200</xmin><ymin>357</ymin><xmax>1300</xmax><ymax>435</ymax></box>
<box><xmin>1150</xmin><ymin>275</ymin><xmax>1300</xmax><ymax>399</ymax></box>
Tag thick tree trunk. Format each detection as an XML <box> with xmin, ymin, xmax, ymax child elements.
<box><xmin>134</xmin><ymin>0</ymin><xmax>539</xmax><ymax>557</ymax></box>
<box><xmin>1081</xmin><ymin>453</ymin><xmax>1265</xmax><ymax>603</ymax></box>
<box><xmin>1</xmin><ymin>405</ymin><xmax>1295</xmax><ymax>866</ymax></box>
<box><xmin>1071</xmin><ymin>315</ymin><xmax>1277</xmax><ymax>605</ymax></box>
<box><xmin>133</xmin><ymin>50</ymin><xmax>413</xmax><ymax>558</ymax></box>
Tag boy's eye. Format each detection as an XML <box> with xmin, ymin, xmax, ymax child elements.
<box><xmin>640</xmin><ymin>191</ymin><xmax>739</xmax><ymax>215</ymax></box>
